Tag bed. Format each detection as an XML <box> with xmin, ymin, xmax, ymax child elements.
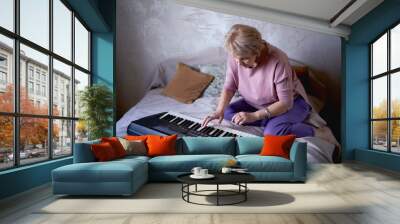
<box><xmin>116</xmin><ymin>47</ymin><xmax>339</xmax><ymax>163</ymax></box>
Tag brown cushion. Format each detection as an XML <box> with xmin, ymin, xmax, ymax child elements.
<box><xmin>118</xmin><ymin>138</ymin><xmax>147</xmax><ymax>156</ymax></box>
<box><xmin>162</xmin><ymin>63</ymin><xmax>214</xmax><ymax>103</ymax></box>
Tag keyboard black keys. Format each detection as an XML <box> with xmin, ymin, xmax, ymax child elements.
<box><xmin>129</xmin><ymin>111</ymin><xmax>258</xmax><ymax>137</ymax></box>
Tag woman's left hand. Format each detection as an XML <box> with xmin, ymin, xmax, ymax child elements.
<box><xmin>231</xmin><ymin>112</ymin><xmax>259</xmax><ymax>125</ymax></box>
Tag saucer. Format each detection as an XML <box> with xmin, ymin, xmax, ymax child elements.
<box><xmin>190</xmin><ymin>174</ymin><xmax>215</xmax><ymax>179</ymax></box>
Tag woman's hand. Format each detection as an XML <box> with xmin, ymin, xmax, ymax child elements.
<box><xmin>231</xmin><ymin>111</ymin><xmax>260</xmax><ymax>125</ymax></box>
<box><xmin>201</xmin><ymin>110</ymin><xmax>224</xmax><ymax>127</ymax></box>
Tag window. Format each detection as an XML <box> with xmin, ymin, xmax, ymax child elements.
<box><xmin>20</xmin><ymin>0</ymin><xmax>49</xmax><ymax>49</ymax></box>
<box><xmin>0</xmin><ymin>0</ymin><xmax>91</xmax><ymax>170</ymax></box>
<box><xmin>0</xmin><ymin>71</ymin><xmax>6</xmax><ymax>85</ymax></box>
<box><xmin>19</xmin><ymin>117</ymin><xmax>49</xmax><ymax>165</ymax></box>
<box><xmin>42</xmin><ymin>85</ymin><xmax>46</xmax><ymax>97</ymax></box>
<box><xmin>0</xmin><ymin>54</ymin><xmax>8</xmax><ymax>89</ymax></box>
<box><xmin>28</xmin><ymin>81</ymin><xmax>34</xmax><ymax>94</ymax></box>
<box><xmin>371</xmin><ymin>23</ymin><xmax>400</xmax><ymax>154</ymax></box>
<box><xmin>53</xmin><ymin>119</ymin><xmax>72</xmax><ymax>158</ymax></box>
<box><xmin>74</xmin><ymin>69</ymin><xmax>89</xmax><ymax>118</ymax></box>
<box><xmin>28</xmin><ymin>67</ymin><xmax>34</xmax><ymax>80</ymax></box>
<box><xmin>75</xmin><ymin>18</ymin><xmax>89</xmax><ymax>70</ymax></box>
<box><xmin>0</xmin><ymin>35</ymin><xmax>13</xmax><ymax>113</ymax></box>
<box><xmin>35</xmin><ymin>84</ymin><xmax>40</xmax><ymax>95</ymax></box>
<box><xmin>53</xmin><ymin>0</ymin><xmax>72</xmax><ymax>60</ymax></box>
<box><xmin>35</xmin><ymin>70</ymin><xmax>40</xmax><ymax>81</ymax></box>
<box><xmin>0</xmin><ymin>116</ymin><xmax>13</xmax><ymax>170</ymax></box>
<box><xmin>53</xmin><ymin>59</ymin><xmax>72</xmax><ymax>117</ymax></box>
<box><xmin>0</xmin><ymin>55</ymin><xmax>7</xmax><ymax>67</ymax></box>
<box><xmin>0</xmin><ymin>0</ymin><xmax>14</xmax><ymax>32</ymax></box>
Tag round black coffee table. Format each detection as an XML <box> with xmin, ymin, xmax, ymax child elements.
<box><xmin>177</xmin><ymin>173</ymin><xmax>255</xmax><ymax>206</ymax></box>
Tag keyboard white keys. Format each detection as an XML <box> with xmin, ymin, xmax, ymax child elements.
<box><xmin>160</xmin><ymin>111</ymin><xmax>258</xmax><ymax>137</ymax></box>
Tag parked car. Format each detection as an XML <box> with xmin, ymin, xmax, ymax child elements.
<box><xmin>8</xmin><ymin>150</ymin><xmax>32</xmax><ymax>160</ymax></box>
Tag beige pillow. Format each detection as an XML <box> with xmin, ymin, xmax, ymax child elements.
<box><xmin>118</xmin><ymin>138</ymin><xmax>147</xmax><ymax>156</ymax></box>
<box><xmin>162</xmin><ymin>63</ymin><xmax>214</xmax><ymax>103</ymax></box>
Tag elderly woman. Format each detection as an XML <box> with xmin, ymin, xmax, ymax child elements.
<box><xmin>202</xmin><ymin>24</ymin><xmax>317</xmax><ymax>138</ymax></box>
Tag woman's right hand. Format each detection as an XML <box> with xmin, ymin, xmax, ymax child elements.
<box><xmin>201</xmin><ymin>110</ymin><xmax>224</xmax><ymax>128</ymax></box>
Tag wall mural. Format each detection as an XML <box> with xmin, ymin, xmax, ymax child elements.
<box><xmin>116</xmin><ymin>0</ymin><xmax>342</xmax><ymax>163</ymax></box>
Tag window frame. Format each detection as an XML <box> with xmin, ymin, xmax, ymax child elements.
<box><xmin>0</xmin><ymin>0</ymin><xmax>92</xmax><ymax>171</ymax></box>
<box><xmin>370</xmin><ymin>20</ymin><xmax>400</xmax><ymax>154</ymax></box>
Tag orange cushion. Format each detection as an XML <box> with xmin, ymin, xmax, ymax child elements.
<box><xmin>124</xmin><ymin>135</ymin><xmax>149</xmax><ymax>141</ymax></box>
<box><xmin>91</xmin><ymin>142</ymin><xmax>118</xmax><ymax>162</ymax></box>
<box><xmin>146</xmin><ymin>134</ymin><xmax>177</xmax><ymax>157</ymax></box>
<box><xmin>101</xmin><ymin>137</ymin><xmax>127</xmax><ymax>158</ymax></box>
<box><xmin>259</xmin><ymin>135</ymin><xmax>296</xmax><ymax>159</ymax></box>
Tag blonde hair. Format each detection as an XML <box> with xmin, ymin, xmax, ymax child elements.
<box><xmin>224</xmin><ymin>24</ymin><xmax>264</xmax><ymax>58</ymax></box>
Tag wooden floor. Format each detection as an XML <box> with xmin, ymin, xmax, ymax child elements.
<box><xmin>1</xmin><ymin>162</ymin><xmax>400</xmax><ymax>224</ymax></box>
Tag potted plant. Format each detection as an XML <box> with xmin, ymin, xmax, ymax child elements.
<box><xmin>79</xmin><ymin>84</ymin><xmax>113</xmax><ymax>140</ymax></box>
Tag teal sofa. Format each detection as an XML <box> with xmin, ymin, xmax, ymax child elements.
<box><xmin>52</xmin><ymin>137</ymin><xmax>307</xmax><ymax>196</ymax></box>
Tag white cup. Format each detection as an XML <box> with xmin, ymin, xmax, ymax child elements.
<box><xmin>221</xmin><ymin>167</ymin><xmax>232</xmax><ymax>174</ymax></box>
<box><xmin>191</xmin><ymin>167</ymin><xmax>202</xmax><ymax>176</ymax></box>
<box><xmin>200</xmin><ymin>169</ymin><xmax>208</xmax><ymax>176</ymax></box>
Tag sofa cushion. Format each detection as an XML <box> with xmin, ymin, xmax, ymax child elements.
<box><xmin>118</xmin><ymin>138</ymin><xmax>147</xmax><ymax>156</ymax></box>
<box><xmin>147</xmin><ymin>134</ymin><xmax>177</xmax><ymax>157</ymax></box>
<box><xmin>178</xmin><ymin>137</ymin><xmax>236</xmax><ymax>155</ymax></box>
<box><xmin>260</xmin><ymin>135</ymin><xmax>296</xmax><ymax>159</ymax></box>
<box><xmin>53</xmin><ymin>158</ymin><xmax>147</xmax><ymax>183</ymax></box>
<box><xmin>236</xmin><ymin>155</ymin><xmax>293</xmax><ymax>172</ymax></box>
<box><xmin>236</xmin><ymin>137</ymin><xmax>263</xmax><ymax>155</ymax></box>
<box><xmin>101</xmin><ymin>137</ymin><xmax>127</xmax><ymax>158</ymax></box>
<box><xmin>91</xmin><ymin>142</ymin><xmax>118</xmax><ymax>162</ymax></box>
<box><xmin>114</xmin><ymin>155</ymin><xmax>150</xmax><ymax>163</ymax></box>
<box><xmin>149</xmin><ymin>154</ymin><xmax>235</xmax><ymax>172</ymax></box>
<box><xmin>73</xmin><ymin>140</ymin><xmax>100</xmax><ymax>163</ymax></box>
<box><xmin>162</xmin><ymin>63</ymin><xmax>214</xmax><ymax>103</ymax></box>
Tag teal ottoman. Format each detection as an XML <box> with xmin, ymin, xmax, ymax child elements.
<box><xmin>52</xmin><ymin>156</ymin><xmax>148</xmax><ymax>196</ymax></box>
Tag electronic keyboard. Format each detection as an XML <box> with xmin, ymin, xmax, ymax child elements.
<box><xmin>127</xmin><ymin>111</ymin><xmax>257</xmax><ymax>137</ymax></box>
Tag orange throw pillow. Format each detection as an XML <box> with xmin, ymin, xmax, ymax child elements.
<box><xmin>91</xmin><ymin>142</ymin><xmax>117</xmax><ymax>162</ymax></box>
<box><xmin>260</xmin><ymin>135</ymin><xmax>296</xmax><ymax>159</ymax></box>
<box><xmin>146</xmin><ymin>134</ymin><xmax>177</xmax><ymax>157</ymax></box>
<box><xmin>124</xmin><ymin>135</ymin><xmax>149</xmax><ymax>141</ymax></box>
<box><xmin>101</xmin><ymin>137</ymin><xmax>127</xmax><ymax>158</ymax></box>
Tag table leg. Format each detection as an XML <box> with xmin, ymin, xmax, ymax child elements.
<box><xmin>187</xmin><ymin>184</ymin><xmax>190</xmax><ymax>202</ymax></box>
<box><xmin>181</xmin><ymin>184</ymin><xmax>183</xmax><ymax>199</ymax></box>
<box><xmin>245</xmin><ymin>183</ymin><xmax>247</xmax><ymax>201</ymax></box>
<box><xmin>217</xmin><ymin>184</ymin><xmax>219</xmax><ymax>206</ymax></box>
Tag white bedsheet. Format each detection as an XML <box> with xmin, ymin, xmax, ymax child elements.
<box><xmin>116</xmin><ymin>88</ymin><xmax>335</xmax><ymax>163</ymax></box>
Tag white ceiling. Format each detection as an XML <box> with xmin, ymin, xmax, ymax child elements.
<box><xmin>226</xmin><ymin>0</ymin><xmax>352</xmax><ymax>22</ymax></box>
<box><xmin>175</xmin><ymin>0</ymin><xmax>384</xmax><ymax>38</ymax></box>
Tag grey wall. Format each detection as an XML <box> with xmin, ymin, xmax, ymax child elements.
<box><xmin>116</xmin><ymin>0</ymin><xmax>342</xmax><ymax>137</ymax></box>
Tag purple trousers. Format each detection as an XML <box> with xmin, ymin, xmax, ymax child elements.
<box><xmin>224</xmin><ymin>97</ymin><xmax>314</xmax><ymax>137</ymax></box>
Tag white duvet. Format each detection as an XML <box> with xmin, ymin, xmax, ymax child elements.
<box><xmin>116</xmin><ymin>88</ymin><xmax>335</xmax><ymax>163</ymax></box>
